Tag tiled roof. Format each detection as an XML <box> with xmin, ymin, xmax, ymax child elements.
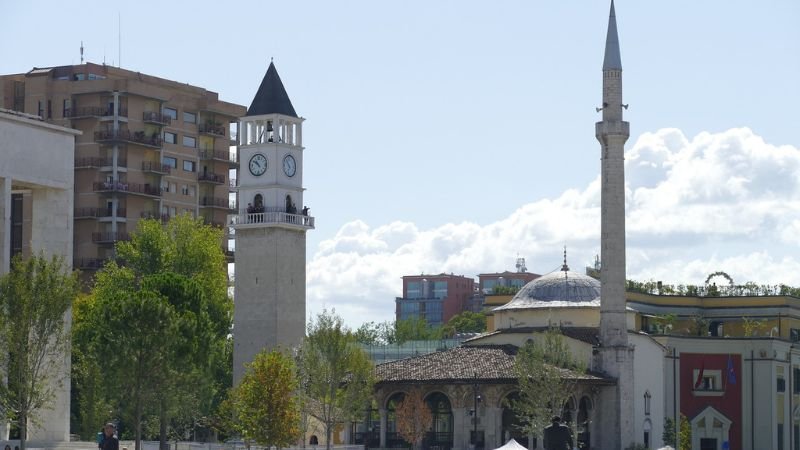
<box><xmin>464</xmin><ymin>327</ymin><xmax>602</xmax><ymax>346</ymax></box>
<box><xmin>375</xmin><ymin>344</ymin><xmax>614</xmax><ymax>385</ymax></box>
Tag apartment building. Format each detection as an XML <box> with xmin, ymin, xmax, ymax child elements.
<box><xmin>0</xmin><ymin>63</ymin><xmax>246</xmax><ymax>274</ymax></box>
<box><xmin>395</xmin><ymin>273</ymin><xmax>475</xmax><ymax>326</ymax></box>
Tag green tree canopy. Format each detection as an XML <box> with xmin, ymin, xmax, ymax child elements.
<box><xmin>0</xmin><ymin>254</ymin><xmax>78</xmax><ymax>450</ymax></box>
<box><xmin>298</xmin><ymin>310</ymin><xmax>375</xmax><ymax>450</ymax></box>
<box><xmin>219</xmin><ymin>349</ymin><xmax>301</xmax><ymax>447</ymax></box>
<box><xmin>442</xmin><ymin>311</ymin><xmax>486</xmax><ymax>337</ymax></box>
<box><xmin>512</xmin><ymin>328</ymin><xmax>585</xmax><ymax>442</ymax></box>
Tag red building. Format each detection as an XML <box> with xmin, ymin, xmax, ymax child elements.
<box><xmin>395</xmin><ymin>274</ymin><xmax>475</xmax><ymax>326</ymax></box>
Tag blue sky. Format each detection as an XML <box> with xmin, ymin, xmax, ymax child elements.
<box><xmin>3</xmin><ymin>1</ymin><xmax>799</xmax><ymax>326</ymax></box>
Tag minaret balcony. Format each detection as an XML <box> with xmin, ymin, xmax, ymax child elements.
<box><xmin>595</xmin><ymin>121</ymin><xmax>629</xmax><ymax>138</ymax></box>
<box><xmin>232</xmin><ymin>212</ymin><xmax>314</xmax><ymax>231</ymax></box>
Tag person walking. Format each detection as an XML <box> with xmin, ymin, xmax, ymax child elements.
<box><xmin>543</xmin><ymin>416</ymin><xmax>573</xmax><ymax>450</ymax></box>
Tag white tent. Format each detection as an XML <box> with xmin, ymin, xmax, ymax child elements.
<box><xmin>493</xmin><ymin>439</ymin><xmax>528</xmax><ymax>450</ymax></box>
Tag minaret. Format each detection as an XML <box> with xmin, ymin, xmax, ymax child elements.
<box><xmin>232</xmin><ymin>62</ymin><xmax>313</xmax><ymax>385</ymax></box>
<box><xmin>595</xmin><ymin>1</ymin><xmax>634</xmax><ymax>448</ymax></box>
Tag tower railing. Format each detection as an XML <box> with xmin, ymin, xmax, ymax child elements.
<box><xmin>232</xmin><ymin>212</ymin><xmax>314</xmax><ymax>229</ymax></box>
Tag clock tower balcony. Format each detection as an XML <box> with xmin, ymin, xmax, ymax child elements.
<box><xmin>232</xmin><ymin>211</ymin><xmax>314</xmax><ymax>231</ymax></box>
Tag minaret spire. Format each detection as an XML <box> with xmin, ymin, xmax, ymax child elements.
<box><xmin>596</xmin><ymin>1</ymin><xmax>634</xmax><ymax>448</ymax></box>
<box><xmin>602</xmin><ymin>0</ymin><xmax>622</xmax><ymax>71</ymax></box>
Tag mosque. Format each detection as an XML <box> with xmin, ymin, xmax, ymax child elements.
<box><xmin>364</xmin><ymin>2</ymin><xmax>800</xmax><ymax>450</ymax></box>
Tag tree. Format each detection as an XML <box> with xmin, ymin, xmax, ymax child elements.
<box><xmin>442</xmin><ymin>311</ymin><xmax>486</xmax><ymax>337</ymax></box>
<box><xmin>298</xmin><ymin>310</ymin><xmax>375</xmax><ymax>450</ymax></box>
<box><xmin>394</xmin><ymin>317</ymin><xmax>443</xmax><ymax>344</ymax></box>
<box><xmin>0</xmin><ymin>254</ymin><xmax>78</xmax><ymax>450</ymax></box>
<box><xmin>511</xmin><ymin>328</ymin><xmax>584</xmax><ymax>444</ymax></box>
<box><xmin>221</xmin><ymin>349</ymin><xmax>301</xmax><ymax>447</ymax></box>
<box><xmin>394</xmin><ymin>390</ymin><xmax>432</xmax><ymax>450</ymax></box>
<box><xmin>73</xmin><ymin>215</ymin><xmax>231</xmax><ymax>446</ymax></box>
<box><xmin>662</xmin><ymin>417</ymin><xmax>676</xmax><ymax>447</ymax></box>
<box><xmin>678</xmin><ymin>413</ymin><xmax>691</xmax><ymax>450</ymax></box>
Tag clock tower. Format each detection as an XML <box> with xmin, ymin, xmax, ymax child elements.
<box><xmin>233</xmin><ymin>62</ymin><xmax>313</xmax><ymax>384</ymax></box>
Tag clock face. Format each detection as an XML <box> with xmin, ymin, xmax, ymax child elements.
<box><xmin>249</xmin><ymin>153</ymin><xmax>267</xmax><ymax>176</ymax></box>
<box><xmin>283</xmin><ymin>154</ymin><xmax>297</xmax><ymax>177</ymax></box>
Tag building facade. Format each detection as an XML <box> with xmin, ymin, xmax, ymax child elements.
<box><xmin>396</xmin><ymin>274</ymin><xmax>475</xmax><ymax>326</ymax></box>
<box><xmin>0</xmin><ymin>63</ymin><xmax>245</xmax><ymax>275</ymax></box>
<box><xmin>0</xmin><ymin>109</ymin><xmax>80</xmax><ymax>442</ymax></box>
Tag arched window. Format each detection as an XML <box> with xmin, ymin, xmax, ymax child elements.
<box><xmin>644</xmin><ymin>391</ymin><xmax>651</xmax><ymax>416</ymax></box>
<box><xmin>386</xmin><ymin>392</ymin><xmax>406</xmax><ymax>448</ymax></box>
<box><xmin>577</xmin><ymin>396</ymin><xmax>593</xmax><ymax>449</ymax></box>
<box><xmin>254</xmin><ymin>194</ymin><xmax>263</xmax><ymax>209</ymax></box>
<box><xmin>502</xmin><ymin>392</ymin><xmax>528</xmax><ymax>448</ymax></box>
<box><xmin>425</xmin><ymin>392</ymin><xmax>454</xmax><ymax>450</ymax></box>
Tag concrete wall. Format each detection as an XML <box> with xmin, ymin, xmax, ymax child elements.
<box><xmin>0</xmin><ymin>111</ymin><xmax>78</xmax><ymax>442</ymax></box>
<box><xmin>233</xmin><ymin>226</ymin><xmax>306</xmax><ymax>384</ymax></box>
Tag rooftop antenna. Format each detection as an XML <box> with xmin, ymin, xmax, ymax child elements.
<box><xmin>118</xmin><ymin>12</ymin><xmax>121</xmax><ymax>68</ymax></box>
<box><xmin>561</xmin><ymin>246</ymin><xmax>570</xmax><ymax>272</ymax></box>
<box><xmin>80</xmin><ymin>41</ymin><xmax>84</xmax><ymax>64</ymax></box>
<box><xmin>515</xmin><ymin>255</ymin><xmax>527</xmax><ymax>273</ymax></box>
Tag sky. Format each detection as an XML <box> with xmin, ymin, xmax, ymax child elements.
<box><xmin>3</xmin><ymin>1</ymin><xmax>799</xmax><ymax>328</ymax></box>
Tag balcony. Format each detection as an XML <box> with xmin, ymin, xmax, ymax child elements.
<box><xmin>140</xmin><ymin>211</ymin><xmax>170</xmax><ymax>223</ymax></box>
<box><xmin>92</xmin><ymin>181</ymin><xmax>162</xmax><ymax>198</ymax></box>
<box><xmin>92</xmin><ymin>231</ymin><xmax>130</xmax><ymax>244</ymax></box>
<box><xmin>198</xmin><ymin>149</ymin><xmax>238</xmax><ymax>166</ymax></box>
<box><xmin>141</xmin><ymin>161</ymin><xmax>171</xmax><ymax>175</ymax></box>
<box><xmin>198</xmin><ymin>172</ymin><xmax>225</xmax><ymax>185</ymax></box>
<box><xmin>75</xmin><ymin>156</ymin><xmax>127</xmax><ymax>169</ymax></box>
<box><xmin>68</xmin><ymin>106</ymin><xmax>128</xmax><ymax>119</ymax></box>
<box><xmin>94</xmin><ymin>129</ymin><xmax>162</xmax><ymax>148</ymax></box>
<box><xmin>74</xmin><ymin>257</ymin><xmax>110</xmax><ymax>270</ymax></box>
<box><xmin>200</xmin><ymin>196</ymin><xmax>235</xmax><ymax>210</ymax></box>
<box><xmin>142</xmin><ymin>111</ymin><xmax>172</xmax><ymax>126</ymax></box>
<box><xmin>75</xmin><ymin>207</ymin><xmax>127</xmax><ymax>220</ymax></box>
<box><xmin>199</xmin><ymin>123</ymin><xmax>226</xmax><ymax>137</ymax></box>
<box><xmin>223</xmin><ymin>247</ymin><xmax>234</xmax><ymax>261</ymax></box>
<box><xmin>232</xmin><ymin>211</ymin><xmax>314</xmax><ymax>230</ymax></box>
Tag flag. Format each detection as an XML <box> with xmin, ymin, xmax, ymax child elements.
<box><xmin>727</xmin><ymin>355</ymin><xmax>737</xmax><ymax>385</ymax></box>
<box><xmin>694</xmin><ymin>361</ymin><xmax>705</xmax><ymax>389</ymax></box>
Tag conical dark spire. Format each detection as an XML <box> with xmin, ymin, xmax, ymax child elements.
<box><xmin>247</xmin><ymin>61</ymin><xmax>298</xmax><ymax>117</ymax></box>
<box><xmin>602</xmin><ymin>0</ymin><xmax>622</xmax><ymax>71</ymax></box>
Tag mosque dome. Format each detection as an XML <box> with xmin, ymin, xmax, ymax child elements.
<box><xmin>493</xmin><ymin>270</ymin><xmax>601</xmax><ymax>311</ymax></box>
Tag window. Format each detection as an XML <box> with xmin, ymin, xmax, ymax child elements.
<box><xmin>38</xmin><ymin>101</ymin><xmax>43</xmax><ymax>117</ymax></box>
<box><xmin>63</xmin><ymin>99</ymin><xmax>71</xmax><ymax>117</ymax></box>
<box><xmin>183</xmin><ymin>111</ymin><xmax>196</xmax><ymax>123</ymax></box>
<box><xmin>162</xmin><ymin>156</ymin><xmax>177</xmax><ymax>169</ymax></box>
<box><xmin>164</xmin><ymin>132</ymin><xmax>177</xmax><ymax>144</ymax></box>
<box><xmin>169</xmin><ymin>207</ymin><xmax>177</xmax><ymax>217</ymax></box>
<box><xmin>644</xmin><ymin>391</ymin><xmax>651</xmax><ymax>415</ymax></box>
<box><xmin>182</xmin><ymin>135</ymin><xmax>196</xmax><ymax>148</ymax></box>
<box><xmin>163</xmin><ymin>107</ymin><xmax>177</xmax><ymax>120</ymax></box>
<box><xmin>791</xmin><ymin>329</ymin><xmax>800</xmax><ymax>342</ymax></box>
<box><xmin>188</xmin><ymin>186</ymin><xmax>196</xmax><ymax>197</ymax></box>
<box><xmin>795</xmin><ymin>368</ymin><xmax>800</xmax><ymax>394</ymax></box>
<box><xmin>47</xmin><ymin>100</ymin><xmax>52</xmax><ymax>119</ymax></box>
<box><xmin>183</xmin><ymin>160</ymin><xmax>195</xmax><ymax>172</ymax></box>
<box><xmin>433</xmin><ymin>281</ymin><xmax>448</xmax><ymax>298</ymax></box>
<box><xmin>778</xmin><ymin>377</ymin><xmax>786</xmax><ymax>392</ymax></box>
<box><xmin>181</xmin><ymin>185</ymin><xmax>189</xmax><ymax>195</ymax></box>
<box><xmin>407</xmin><ymin>281</ymin><xmax>421</xmax><ymax>299</ymax></box>
<box><xmin>160</xmin><ymin>180</ymin><xmax>169</xmax><ymax>193</ymax></box>
<box><xmin>693</xmin><ymin>369</ymin><xmax>722</xmax><ymax>394</ymax></box>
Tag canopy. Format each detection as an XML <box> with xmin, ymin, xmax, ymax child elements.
<box><xmin>493</xmin><ymin>439</ymin><xmax>528</xmax><ymax>450</ymax></box>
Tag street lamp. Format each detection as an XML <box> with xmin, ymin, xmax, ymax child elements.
<box><xmin>471</xmin><ymin>372</ymin><xmax>482</xmax><ymax>450</ymax></box>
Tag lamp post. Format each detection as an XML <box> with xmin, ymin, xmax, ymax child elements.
<box><xmin>472</xmin><ymin>371</ymin><xmax>482</xmax><ymax>450</ymax></box>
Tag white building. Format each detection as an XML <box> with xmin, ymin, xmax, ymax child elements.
<box><xmin>0</xmin><ymin>108</ymin><xmax>80</xmax><ymax>442</ymax></box>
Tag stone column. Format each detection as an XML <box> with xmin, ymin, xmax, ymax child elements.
<box><xmin>379</xmin><ymin>408</ymin><xmax>387</xmax><ymax>448</ymax></box>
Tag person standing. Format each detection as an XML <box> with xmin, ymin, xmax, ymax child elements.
<box><xmin>101</xmin><ymin>423</ymin><xmax>119</xmax><ymax>450</ymax></box>
<box><xmin>543</xmin><ymin>416</ymin><xmax>573</xmax><ymax>450</ymax></box>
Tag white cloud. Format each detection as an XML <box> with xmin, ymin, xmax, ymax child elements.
<box><xmin>307</xmin><ymin>128</ymin><xmax>800</xmax><ymax>327</ymax></box>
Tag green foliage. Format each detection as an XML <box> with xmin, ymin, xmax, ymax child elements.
<box><xmin>73</xmin><ymin>215</ymin><xmax>231</xmax><ymax>448</ymax></box>
<box><xmin>0</xmin><ymin>254</ymin><xmax>78</xmax><ymax>450</ymax></box>
<box><xmin>662</xmin><ymin>417</ymin><xmax>676</xmax><ymax>446</ymax></box>
<box><xmin>678</xmin><ymin>413</ymin><xmax>691</xmax><ymax>450</ymax></box>
<box><xmin>626</xmin><ymin>278</ymin><xmax>800</xmax><ymax>298</ymax></box>
<box><xmin>220</xmin><ymin>350</ymin><xmax>301</xmax><ymax>447</ymax></box>
<box><xmin>442</xmin><ymin>311</ymin><xmax>486</xmax><ymax>337</ymax></box>
<box><xmin>512</xmin><ymin>328</ymin><xmax>585</xmax><ymax>442</ymax></box>
<box><xmin>394</xmin><ymin>317</ymin><xmax>443</xmax><ymax>344</ymax></box>
<box><xmin>492</xmin><ymin>285</ymin><xmax>520</xmax><ymax>295</ymax></box>
<box><xmin>354</xmin><ymin>320</ymin><xmax>397</xmax><ymax>345</ymax></box>
<box><xmin>298</xmin><ymin>310</ymin><xmax>376</xmax><ymax>450</ymax></box>
<box><xmin>741</xmin><ymin>316</ymin><xmax>767</xmax><ymax>337</ymax></box>
<box><xmin>653</xmin><ymin>314</ymin><xmax>677</xmax><ymax>334</ymax></box>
